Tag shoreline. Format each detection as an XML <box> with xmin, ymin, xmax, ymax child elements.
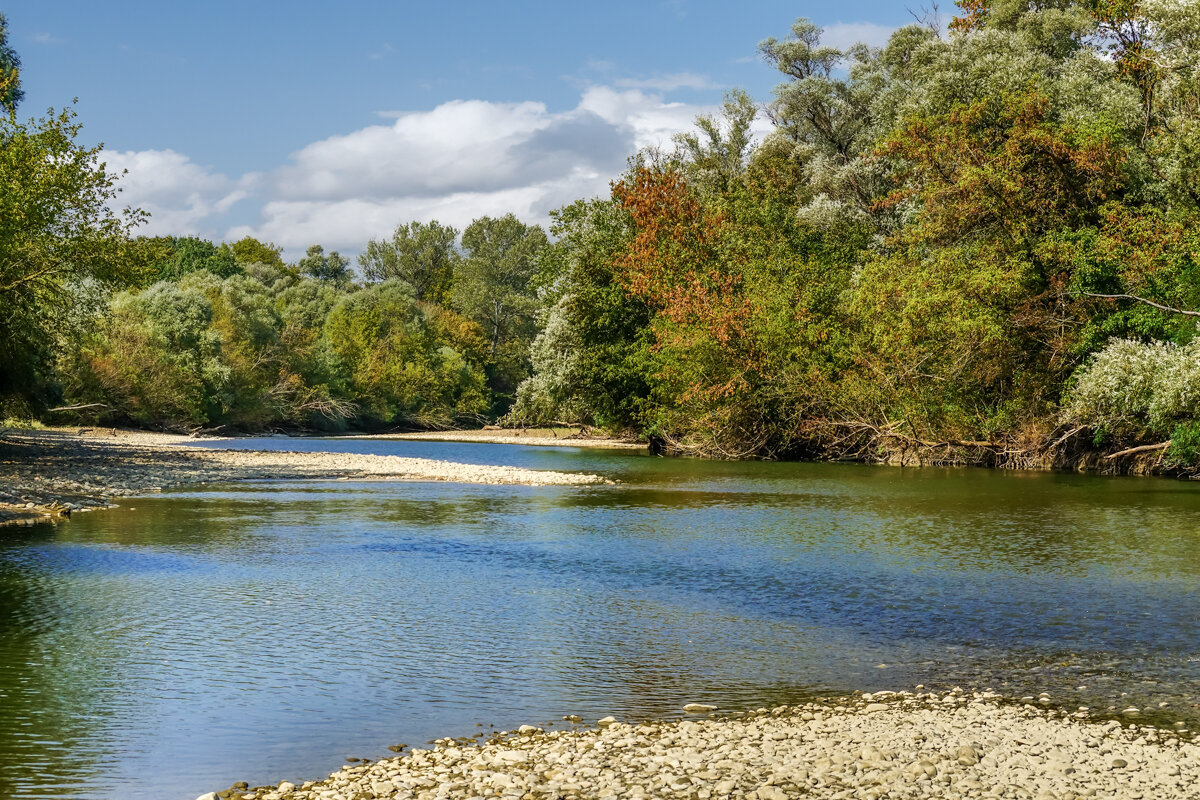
<box><xmin>0</xmin><ymin>427</ymin><xmax>613</xmax><ymax>525</ymax></box>
<box><xmin>199</xmin><ymin>690</ymin><xmax>1199</xmax><ymax>800</ymax></box>
<box><xmin>337</xmin><ymin>427</ymin><xmax>648</xmax><ymax>450</ymax></box>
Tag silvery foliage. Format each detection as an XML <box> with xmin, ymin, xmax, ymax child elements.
<box><xmin>1067</xmin><ymin>336</ymin><xmax>1200</xmax><ymax>435</ymax></box>
<box><xmin>1141</xmin><ymin>0</ymin><xmax>1200</xmax><ymax>206</ymax></box>
<box><xmin>767</xmin><ymin>11</ymin><xmax>1152</xmax><ymax>238</ymax></box>
<box><xmin>509</xmin><ymin>294</ymin><xmax>586</xmax><ymax>425</ymax></box>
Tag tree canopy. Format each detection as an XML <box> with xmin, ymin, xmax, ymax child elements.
<box><xmin>359</xmin><ymin>220</ymin><xmax>459</xmax><ymax>302</ymax></box>
<box><xmin>0</xmin><ymin>13</ymin><xmax>22</xmax><ymax>113</ymax></box>
<box><xmin>0</xmin><ymin>106</ymin><xmax>149</xmax><ymax>403</ymax></box>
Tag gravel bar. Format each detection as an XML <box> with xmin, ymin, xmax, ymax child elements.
<box><xmin>198</xmin><ymin>690</ymin><xmax>1198</xmax><ymax>800</ymax></box>
<box><xmin>0</xmin><ymin>427</ymin><xmax>612</xmax><ymax>523</ymax></box>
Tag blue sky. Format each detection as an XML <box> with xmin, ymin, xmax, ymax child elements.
<box><xmin>5</xmin><ymin>1</ymin><xmax>912</xmax><ymax>258</ymax></box>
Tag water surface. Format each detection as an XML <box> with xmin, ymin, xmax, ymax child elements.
<box><xmin>2</xmin><ymin>439</ymin><xmax>1199</xmax><ymax>799</ymax></box>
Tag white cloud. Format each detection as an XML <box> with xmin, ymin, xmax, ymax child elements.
<box><xmin>614</xmin><ymin>72</ymin><xmax>718</xmax><ymax>91</ymax></box>
<box><xmin>104</xmin><ymin>149</ymin><xmax>255</xmax><ymax>237</ymax></box>
<box><xmin>111</xmin><ymin>86</ymin><xmax>733</xmax><ymax>257</ymax></box>
<box><xmin>820</xmin><ymin>22</ymin><xmax>898</xmax><ymax>50</ymax></box>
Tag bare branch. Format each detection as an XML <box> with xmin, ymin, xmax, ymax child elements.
<box><xmin>46</xmin><ymin>403</ymin><xmax>109</xmax><ymax>413</ymax></box>
<box><xmin>1073</xmin><ymin>293</ymin><xmax>1200</xmax><ymax>318</ymax></box>
<box><xmin>1104</xmin><ymin>441</ymin><xmax>1171</xmax><ymax>459</ymax></box>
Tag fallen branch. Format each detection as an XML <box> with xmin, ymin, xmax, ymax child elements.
<box><xmin>47</xmin><ymin>403</ymin><xmax>109</xmax><ymax>413</ymax></box>
<box><xmin>1046</xmin><ymin>426</ymin><xmax>1087</xmax><ymax>450</ymax></box>
<box><xmin>1104</xmin><ymin>441</ymin><xmax>1171</xmax><ymax>459</ymax></box>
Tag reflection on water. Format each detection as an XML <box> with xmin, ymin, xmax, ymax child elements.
<box><xmin>2</xmin><ymin>444</ymin><xmax>1200</xmax><ymax>799</ymax></box>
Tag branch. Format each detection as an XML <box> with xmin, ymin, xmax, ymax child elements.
<box><xmin>47</xmin><ymin>403</ymin><xmax>109</xmax><ymax>413</ymax></box>
<box><xmin>1104</xmin><ymin>441</ymin><xmax>1171</xmax><ymax>459</ymax></box>
<box><xmin>1074</xmin><ymin>293</ymin><xmax>1200</xmax><ymax>318</ymax></box>
<box><xmin>1046</xmin><ymin>425</ymin><xmax>1086</xmax><ymax>450</ymax></box>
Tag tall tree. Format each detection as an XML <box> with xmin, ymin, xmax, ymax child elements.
<box><xmin>226</xmin><ymin>236</ymin><xmax>286</xmax><ymax>269</ymax></box>
<box><xmin>0</xmin><ymin>13</ymin><xmax>22</xmax><ymax>113</ymax></box>
<box><xmin>298</xmin><ymin>244</ymin><xmax>351</xmax><ymax>287</ymax></box>
<box><xmin>359</xmin><ymin>220</ymin><xmax>458</xmax><ymax>302</ymax></box>
<box><xmin>674</xmin><ymin>89</ymin><xmax>758</xmax><ymax>197</ymax></box>
<box><xmin>452</xmin><ymin>214</ymin><xmax>548</xmax><ymax>398</ymax></box>
<box><xmin>0</xmin><ymin>106</ymin><xmax>149</xmax><ymax>402</ymax></box>
<box><xmin>145</xmin><ymin>236</ymin><xmax>241</xmax><ymax>283</ymax></box>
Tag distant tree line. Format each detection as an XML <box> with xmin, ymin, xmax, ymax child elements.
<box><xmin>5</xmin><ymin>2</ymin><xmax>1200</xmax><ymax>469</ymax></box>
<box><xmin>51</xmin><ymin>217</ymin><xmax>547</xmax><ymax>432</ymax></box>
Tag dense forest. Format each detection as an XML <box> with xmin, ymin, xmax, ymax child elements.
<box><xmin>3</xmin><ymin>1</ymin><xmax>1200</xmax><ymax>470</ymax></box>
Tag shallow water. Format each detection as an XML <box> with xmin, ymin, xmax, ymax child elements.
<box><xmin>2</xmin><ymin>439</ymin><xmax>1199</xmax><ymax>799</ymax></box>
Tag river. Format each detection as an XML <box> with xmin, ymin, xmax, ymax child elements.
<box><xmin>1</xmin><ymin>438</ymin><xmax>1198</xmax><ymax>799</ymax></box>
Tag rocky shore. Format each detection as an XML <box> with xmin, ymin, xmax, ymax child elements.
<box><xmin>198</xmin><ymin>690</ymin><xmax>1198</xmax><ymax>800</ymax></box>
<box><xmin>0</xmin><ymin>427</ymin><xmax>612</xmax><ymax>525</ymax></box>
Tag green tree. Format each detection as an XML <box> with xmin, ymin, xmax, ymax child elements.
<box><xmin>0</xmin><ymin>13</ymin><xmax>22</xmax><ymax>113</ymax></box>
<box><xmin>145</xmin><ymin>236</ymin><xmax>241</xmax><ymax>283</ymax></box>
<box><xmin>298</xmin><ymin>244</ymin><xmax>352</xmax><ymax>287</ymax></box>
<box><xmin>674</xmin><ymin>89</ymin><xmax>758</xmax><ymax>197</ymax></box>
<box><xmin>452</xmin><ymin>214</ymin><xmax>548</xmax><ymax>400</ymax></box>
<box><xmin>0</xmin><ymin>106</ymin><xmax>148</xmax><ymax>402</ymax></box>
<box><xmin>514</xmin><ymin>196</ymin><xmax>649</xmax><ymax>431</ymax></box>
<box><xmin>226</xmin><ymin>236</ymin><xmax>286</xmax><ymax>269</ymax></box>
<box><xmin>359</xmin><ymin>220</ymin><xmax>459</xmax><ymax>302</ymax></box>
<box><xmin>324</xmin><ymin>281</ymin><xmax>488</xmax><ymax>425</ymax></box>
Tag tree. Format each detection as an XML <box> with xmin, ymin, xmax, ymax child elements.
<box><xmin>452</xmin><ymin>214</ymin><xmax>548</xmax><ymax>399</ymax></box>
<box><xmin>759</xmin><ymin>19</ymin><xmax>887</xmax><ymax>219</ymax></box>
<box><xmin>298</xmin><ymin>244</ymin><xmax>352</xmax><ymax>287</ymax></box>
<box><xmin>324</xmin><ymin>281</ymin><xmax>488</xmax><ymax>426</ymax></box>
<box><xmin>226</xmin><ymin>236</ymin><xmax>285</xmax><ymax>269</ymax></box>
<box><xmin>359</xmin><ymin>220</ymin><xmax>459</xmax><ymax>302</ymax></box>
<box><xmin>145</xmin><ymin>236</ymin><xmax>241</xmax><ymax>283</ymax></box>
<box><xmin>0</xmin><ymin>106</ymin><xmax>149</xmax><ymax>402</ymax></box>
<box><xmin>0</xmin><ymin>13</ymin><xmax>22</xmax><ymax>113</ymax></box>
<box><xmin>512</xmin><ymin>196</ymin><xmax>650</xmax><ymax>430</ymax></box>
<box><xmin>674</xmin><ymin>89</ymin><xmax>758</xmax><ymax>197</ymax></box>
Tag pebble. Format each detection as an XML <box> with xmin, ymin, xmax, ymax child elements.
<box><xmin>199</xmin><ymin>691</ymin><xmax>1200</xmax><ymax>800</ymax></box>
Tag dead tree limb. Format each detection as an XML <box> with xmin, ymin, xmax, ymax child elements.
<box><xmin>1104</xmin><ymin>441</ymin><xmax>1171</xmax><ymax>459</ymax></box>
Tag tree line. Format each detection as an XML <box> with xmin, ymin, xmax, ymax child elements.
<box><xmin>4</xmin><ymin>2</ymin><xmax>1200</xmax><ymax>468</ymax></box>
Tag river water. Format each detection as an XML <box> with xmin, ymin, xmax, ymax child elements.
<box><xmin>2</xmin><ymin>439</ymin><xmax>1199</xmax><ymax>799</ymax></box>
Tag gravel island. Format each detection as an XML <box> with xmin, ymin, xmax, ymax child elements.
<box><xmin>199</xmin><ymin>690</ymin><xmax>1198</xmax><ymax>800</ymax></box>
<box><xmin>0</xmin><ymin>427</ymin><xmax>612</xmax><ymax>524</ymax></box>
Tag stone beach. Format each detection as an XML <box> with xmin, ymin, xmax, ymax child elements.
<box><xmin>197</xmin><ymin>690</ymin><xmax>1200</xmax><ymax>800</ymax></box>
<box><xmin>0</xmin><ymin>427</ymin><xmax>611</xmax><ymax>524</ymax></box>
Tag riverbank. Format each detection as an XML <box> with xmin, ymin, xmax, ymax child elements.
<box><xmin>353</xmin><ymin>427</ymin><xmax>647</xmax><ymax>450</ymax></box>
<box><xmin>200</xmin><ymin>690</ymin><xmax>1198</xmax><ymax>800</ymax></box>
<box><xmin>0</xmin><ymin>427</ymin><xmax>612</xmax><ymax>525</ymax></box>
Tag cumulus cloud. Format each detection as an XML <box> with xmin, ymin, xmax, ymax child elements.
<box><xmin>104</xmin><ymin>149</ymin><xmax>254</xmax><ymax>237</ymax></box>
<box><xmin>111</xmin><ymin>86</ymin><xmax>728</xmax><ymax>256</ymax></box>
<box><xmin>821</xmin><ymin>22</ymin><xmax>898</xmax><ymax>50</ymax></box>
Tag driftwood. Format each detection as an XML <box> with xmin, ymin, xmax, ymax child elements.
<box><xmin>1103</xmin><ymin>441</ymin><xmax>1171</xmax><ymax>459</ymax></box>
